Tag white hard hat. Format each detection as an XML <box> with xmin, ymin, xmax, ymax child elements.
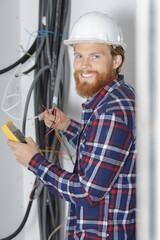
<box><xmin>64</xmin><ymin>11</ymin><xmax>126</xmax><ymax>51</ymax></box>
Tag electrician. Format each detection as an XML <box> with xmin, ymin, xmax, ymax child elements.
<box><xmin>8</xmin><ymin>11</ymin><xmax>136</xmax><ymax>240</ymax></box>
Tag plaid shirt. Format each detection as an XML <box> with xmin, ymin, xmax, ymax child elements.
<box><xmin>28</xmin><ymin>75</ymin><xmax>136</xmax><ymax>240</ymax></box>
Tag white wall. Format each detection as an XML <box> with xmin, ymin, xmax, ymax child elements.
<box><xmin>20</xmin><ymin>1</ymin><xmax>40</xmax><ymax>240</ymax></box>
<box><xmin>0</xmin><ymin>1</ymin><xmax>24</xmax><ymax>239</ymax></box>
<box><xmin>136</xmin><ymin>0</ymin><xmax>160</xmax><ymax>239</ymax></box>
<box><xmin>0</xmin><ymin>0</ymin><xmax>135</xmax><ymax>239</ymax></box>
<box><xmin>0</xmin><ymin>0</ymin><xmax>39</xmax><ymax>239</ymax></box>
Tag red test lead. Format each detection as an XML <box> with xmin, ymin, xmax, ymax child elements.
<box><xmin>42</xmin><ymin>105</ymin><xmax>50</xmax><ymax>113</ymax></box>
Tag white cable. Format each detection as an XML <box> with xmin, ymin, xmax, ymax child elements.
<box><xmin>1</xmin><ymin>65</ymin><xmax>40</xmax><ymax>121</ymax></box>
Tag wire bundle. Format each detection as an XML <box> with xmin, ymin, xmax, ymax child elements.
<box><xmin>0</xmin><ymin>0</ymin><xmax>71</xmax><ymax>240</ymax></box>
<box><xmin>42</xmin><ymin>106</ymin><xmax>73</xmax><ymax>165</ymax></box>
<box><xmin>24</xmin><ymin>1</ymin><xmax>71</xmax><ymax>240</ymax></box>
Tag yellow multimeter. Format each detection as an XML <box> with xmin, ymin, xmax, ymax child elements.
<box><xmin>1</xmin><ymin>121</ymin><xmax>27</xmax><ymax>143</ymax></box>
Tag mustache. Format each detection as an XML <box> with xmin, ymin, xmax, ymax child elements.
<box><xmin>74</xmin><ymin>70</ymin><xmax>98</xmax><ymax>75</ymax></box>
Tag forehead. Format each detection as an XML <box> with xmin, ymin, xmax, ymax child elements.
<box><xmin>74</xmin><ymin>43</ymin><xmax>111</xmax><ymax>54</ymax></box>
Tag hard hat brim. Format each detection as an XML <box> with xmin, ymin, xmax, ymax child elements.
<box><xmin>64</xmin><ymin>39</ymin><xmax>126</xmax><ymax>51</ymax></box>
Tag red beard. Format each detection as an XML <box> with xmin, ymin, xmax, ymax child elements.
<box><xmin>74</xmin><ymin>68</ymin><xmax>114</xmax><ymax>98</ymax></box>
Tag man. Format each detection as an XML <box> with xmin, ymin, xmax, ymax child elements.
<box><xmin>8</xmin><ymin>12</ymin><xmax>136</xmax><ymax>239</ymax></box>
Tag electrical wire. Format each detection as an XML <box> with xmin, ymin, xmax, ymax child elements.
<box><xmin>43</xmin><ymin>108</ymin><xmax>62</xmax><ymax>166</ymax></box>
<box><xmin>29</xmin><ymin>180</ymin><xmax>40</xmax><ymax>201</ymax></box>
<box><xmin>0</xmin><ymin>178</ymin><xmax>40</xmax><ymax>240</ymax></box>
<box><xmin>29</xmin><ymin>1</ymin><xmax>71</xmax><ymax>239</ymax></box>
<box><xmin>0</xmin><ymin>66</ymin><xmax>41</xmax><ymax>121</ymax></box>
<box><xmin>42</xmin><ymin>107</ymin><xmax>73</xmax><ymax>165</ymax></box>
<box><xmin>22</xmin><ymin>64</ymin><xmax>51</xmax><ymax>133</ymax></box>
<box><xmin>48</xmin><ymin>217</ymin><xmax>68</xmax><ymax>240</ymax></box>
<box><xmin>0</xmin><ymin>39</ymin><xmax>36</xmax><ymax>75</ymax></box>
<box><xmin>0</xmin><ymin>202</ymin><xmax>33</xmax><ymax>240</ymax></box>
<box><xmin>19</xmin><ymin>45</ymin><xmax>36</xmax><ymax>59</ymax></box>
<box><xmin>55</xmin><ymin>129</ymin><xmax>74</xmax><ymax>164</ymax></box>
<box><xmin>0</xmin><ymin>1</ymin><xmax>71</xmax><ymax>239</ymax></box>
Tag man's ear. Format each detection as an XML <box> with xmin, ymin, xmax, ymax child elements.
<box><xmin>113</xmin><ymin>55</ymin><xmax>122</xmax><ymax>69</ymax></box>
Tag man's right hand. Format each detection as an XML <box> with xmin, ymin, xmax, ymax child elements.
<box><xmin>39</xmin><ymin>108</ymin><xmax>70</xmax><ymax>131</ymax></box>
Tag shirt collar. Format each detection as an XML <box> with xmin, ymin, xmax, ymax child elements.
<box><xmin>82</xmin><ymin>74</ymin><xmax>125</xmax><ymax>110</ymax></box>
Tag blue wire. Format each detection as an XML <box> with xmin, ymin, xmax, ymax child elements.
<box><xmin>22</xmin><ymin>29</ymin><xmax>67</xmax><ymax>58</ymax></box>
<box><xmin>30</xmin><ymin>181</ymin><xmax>40</xmax><ymax>201</ymax></box>
<box><xmin>37</xmin><ymin>30</ymin><xmax>66</xmax><ymax>38</ymax></box>
<box><xmin>48</xmin><ymin>216</ymin><xmax>68</xmax><ymax>240</ymax></box>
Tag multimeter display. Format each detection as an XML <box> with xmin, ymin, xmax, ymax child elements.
<box><xmin>1</xmin><ymin>121</ymin><xmax>27</xmax><ymax>143</ymax></box>
<box><xmin>8</xmin><ymin>123</ymin><xmax>27</xmax><ymax>143</ymax></box>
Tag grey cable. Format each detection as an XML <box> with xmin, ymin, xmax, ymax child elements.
<box><xmin>22</xmin><ymin>65</ymin><xmax>50</xmax><ymax>133</ymax></box>
<box><xmin>42</xmin><ymin>187</ymin><xmax>47</xmax><ymax>240</ymax></box>
<box><xmin>52</xmin><ymin>0</ymin><xmax>71</xmax><ymax>109</ymax></box>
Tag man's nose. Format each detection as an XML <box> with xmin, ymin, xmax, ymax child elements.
<box><xmin>81</xmin><ymin>57</ymin><xmax>91</xmax><ymax>70</ymax></box>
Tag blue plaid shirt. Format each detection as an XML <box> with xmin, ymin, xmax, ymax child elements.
<box><xmin>28</xmin><ymin>75</ymin><xmax>136</xmax><ymax>240</ymax></box>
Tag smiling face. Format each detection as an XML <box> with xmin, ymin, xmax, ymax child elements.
<box><xmin>73</xmin><ymin>43</ymin><xmax>122</xmax><ymax>98</ymax></box>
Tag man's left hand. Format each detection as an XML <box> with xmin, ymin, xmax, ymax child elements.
<box><xmin>8</xmin><ymin>137</ymin><xmax>39</xmax><ymax>167</ymax></box>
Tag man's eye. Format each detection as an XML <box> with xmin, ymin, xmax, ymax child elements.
<box><xmin>93</xmin><ymin>55</ymin><xmax>99</xmax><ymax>59</ymax></box>
<box><xmin>75</xmin><ymin>55</ymin><xmax>82</xmax><ymax>59</ymax></box>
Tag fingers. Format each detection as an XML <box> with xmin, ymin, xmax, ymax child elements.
<box><xmin>39</xmin><ymin>109</ymin><xmax>57</xmax><ymax>128</ymax></box>
<box><xmin>8</xmin><ymin>139</ymin><xmax>19</xmax><ymax>150</ymax></box>
<box><xmin>25</xmin><ymin>137</ymin><xmax>35</xmax><ymax>145</ymax></box>
<box><xmin>7</xmin><ymin>138</ymin><xmax>39</xmax><ymax>167</ymax></box>
<box><xmin>38</xmin><ymin>108</ymin><xmax>69</xmax><ymax>130</ymax></box>
<box><xmin>8</xmin><ymin>137</ymin><xmax>36</xmax><ymax>148</ymax></box>
<box><xmin>44</xmin><ymin>118</ymin><xmax>53</xmax><ymax>128</ymax></box>
<box><xmin>39</xmin><ymin>110</ymin><xmax>49</xmax><ymax>121</ymax></box>
<box><xmin>39</xmin><ymin>110</ymin><xmax>54</xmax><ymax>122</ymax></box>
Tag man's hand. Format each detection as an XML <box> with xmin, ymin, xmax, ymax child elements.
<box><xmin>8</xmin><ymin>137</ymin><xmax>39</xmax><ymax>167</ymax></box>
<box><xmin>39</xmin><ymin>108</ymin><xmax>70</xmax><ymax>131</ymax></box>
